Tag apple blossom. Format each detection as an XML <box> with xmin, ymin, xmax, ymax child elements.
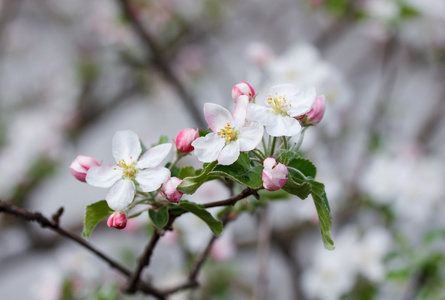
<box><xmin>297</xmin><ymin>95</ymin><xmax>326</xmax><ymax>126</ymax></box>
<box><xmin>86</xmin><ymin>130</ymin><xmax>172</xmax><ymax>211</ymax></box>
<box><xmin>107</xmin><ymin>212</ymin><xmax>127</xmax><ymax>229</ymax></box>
<box><xmin>262</xmin><ymin>157</ymin><xmax>288</xmax><ymax>191</ymax></box>
<box><xmin>175</xmin><ymin>128</ymin><xmax>199</xmax><ymax>153</ymax></box>
<box><xmin>162</xmin><ymin>177</ymin><xmax>183</xmax><ymax>203</ymax></box>
<box><xmin>249</xmin><ymin>84</ymin><xmax>316</xmax><ymax>136</ymax></box>
<box><xmin>231</xmin><ymin>81</ymin><xmax>255</xmax><ymax>102</ymax></box>
<box><xmin>70</xmin><ymin>155</ymin><xmax>100</xmax><ymax>182</ymax></box>
<box><xmin>192</xmin><ymin>95</ymin><xmax>264</xmax><ymax>165</ymax></box>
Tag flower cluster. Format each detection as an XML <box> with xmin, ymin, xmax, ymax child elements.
<box><xmin>71</xmin><ymin>81</ymin><xmax>326</xmax><ymax>231</ymax></box>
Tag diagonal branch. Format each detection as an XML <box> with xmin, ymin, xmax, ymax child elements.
<box><xmin>0</xmin><ymin>199</ymin><xmax>163</xmax><ymax>298</ymax></box>
<box><xmin>115</xmin><ymin>0</ymin><xmax>206</xmax><ymax>128</ymax></box>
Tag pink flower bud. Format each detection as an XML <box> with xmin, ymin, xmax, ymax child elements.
<box><xmin>107</xmin><ymin>212</ymin><xmax>127</xmax><ymax>229</ymax></box>
<box><xmin>69</xmin><ymin>155</ymin><xmax>100</xmax><ymax>182</ymax></box>
<box><xmin>231</xmin><ymin>81</ymin><xmax>255</xmax><ymax>102</ymax></box>
<box><xmin>262</xmin><ymin>157</ymin><xmax>288</xmax><ymax>191</ymax></box>
<box><xmin>297</xmin><ymin>95</ymin><xmax>326</xmax><ymax>126</ymax></box>
<box><xmin>162</xmin><ymin>177</ymin><xmax>183</xmax><ymax>203</ymax></box>
<box><xmin>175</xmin><ymin>128</ymin><xmax>199</xmax><ymax>153</ymax></box>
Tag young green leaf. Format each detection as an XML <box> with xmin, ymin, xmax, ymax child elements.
<box><xmin>282</xmin><ymin>175</ymin><xmax>312</xmax><ymax>200</ymax></box>
<box><xmin>309</xmin><ymin>180</ymin><xmax>335</xmax><ymax>250</ymax></box>
<box><xmin>288</xmin><ymin>157</ymin><xmax>317</xmax><ymax>178</ymax></box>
<box><xmin>178</xmin><ymin>200</ymin><xmax>223</xmax><ymax>236</ymax></box>
<box><xmin>82</xmin><ymin>200</ymin><xmax>112</xmax><ymax>240</ymax></box>
<box><xmin>148</xmin><ymin>206</ymin><xmax>169</xmax><ymax>229</ymax></box>
<box><xmin>177</xmin><ymin>161</ymin><xmax>218</xmax><ymax>194</ymax></box>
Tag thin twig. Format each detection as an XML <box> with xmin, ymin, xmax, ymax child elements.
<box><xmin>0</xmin><ymin>199</ymin><xmax>165</xmax><ymax>298</ymax></box>
<box><xmin>115</xmin><ymin>0</ymin><xmax>206</xmax><ymax>128</ymax></box>
<box><xmin>203</xmin><ymin>187</ymin><xmax>260</xmax><ymax>209</ymax></box>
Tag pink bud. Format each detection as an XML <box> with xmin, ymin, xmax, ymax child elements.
<box><xmin>231</xmin><ymin>81</ymin><xmax>255</xmax><ymax>102</ymax></box>
<box><xmin>69</xmin><ymin>155</ymin><xmax>100</xmax><ymax>182</ymax></box>
<box><xmin>107</xmin><ymin>212</ymin><xmax>127</xmax><ymax>229</ymax></box>
<box><xmin>175</xmin><ymin>128</ymin><xmax>199</xmax><ymax>153</ymax></box>
<box><xmin>297</xmin><ymin>95</ymin><xmax>326</xmax><ymax>126</ymax></box>
<box><xmin>262</xmin><ymin>157</ymin><xmax>288</xmax><ymax>191</ymax></box>
<box><xmin>162</xmin><ymin>177</ymin><xmax>183</xmax><ymax>203</ymax></box>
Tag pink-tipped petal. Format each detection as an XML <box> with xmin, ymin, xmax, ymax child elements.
<box><xmin>138</xmin><ymin>143</ymin><xmax>172</xmax><ymax>169</ymax></box>
<box><xmin>112</xmin><ymin>130</ymin><xmax>142</xmax><ymax>164</ymax></box>
<box><xmin>233</xmin><ymin>95</ymin><xmax>249</xmax><ymax>128</ymax></box>
<box><xmin>162</xmin><ymin>177</ymin><xmax>184</xmax><ymax>203</ymax></box>
<box><xmin>175</xmin><ymin>128</ymin><xmax>199</xmax><ymax>153</ymax></box>
<box><xmin>287</xmin><ymin>87</ymin><xmax>317</xmax><ymax>117</ymax></box>
<box><xmin>204</xmin><ymin>103</ymin><xmax>233</xmax><ymax>133</ymax></box>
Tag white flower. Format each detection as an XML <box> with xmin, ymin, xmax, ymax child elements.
<box><xmin>192</xmin><ymin>95</ymin><xmax>263</xmax><ymax>165</ymax></box>
<box><xmin>86</xmin><ymin>130</ymin><xmax>172</xmax><ymax>211</ymax></box>
<box><xmin>249</xmin><ymin>84</ymin><xmax>316</xmax><ymax>136</ymax></box>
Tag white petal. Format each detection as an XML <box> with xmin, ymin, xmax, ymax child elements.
<box><xmin>248</xmin><ymin>104</ymin><xmax>272</xmax><ymax>126</ymax></box>
<box><xmin>86</xmin><ymin>165</ymin><xmax>121</xmax><ymax>188</ymax></box>
<box><xmin>217</xmin><ymin>142</ymin><xmax>240</xmax><ymax>165</ymax></box>
<box><xmin>232</xmin><ymin>95</ymin><xmax>249</xmax><ymax>128</ymax></box>
<box><xmin>204</xmin><ymin>103</ymin><xmax>233</xmax><ymax>133</ymax></box>
<box><xmin>112</xmin><ymin>130</ymin><xmax>142</xmax><ymax>164</ymax></box>
<box><xmin>106</xmin><ymin>179</ymin><xmax>135</xmax><ymax>211</ymax></box>
<box><xmin>238</xmin><ymin>121</ymin><xmax>264</xmax><ymax>151</ymax></box>
<box><xmin>266</xmin><ymin>115</ymin><xmax>301</xmax><ymax>137</ymax></box>
<box><xmin>136</xmin><ymin>167</ymin><xmax>171</xmax><ymax>192</ymax></box>
<box><xmin>138</xmin><ymin>143</ymin><xmax>172</xmax><ymax>169</ymax></box>
<box><xmin>266</xmin><ymin>84</ymin><xmax>300</xmax><ymax>106</ymax></box>
<box><xmin>287</xmin><ymin>87</ymin><xmax>317</xmax><ymax>117</ymax></box>
<box><xmin>192</xmin><ymin>133</ymin><xmax>225</xmax><ymax>163</ymax></box>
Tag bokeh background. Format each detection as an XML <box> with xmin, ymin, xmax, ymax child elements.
<box><xmin>1</xmin><ymin>0</ymin><xmax>444</xmax><ymax>299</ymax></box>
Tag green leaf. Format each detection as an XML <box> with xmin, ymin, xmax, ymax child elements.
<box><xmin>148</xmin><ymin>206</ymin><xmax>169</xmax><ymax>229</ymax></box>
<box><xmin>288</xmin><ymin>157</ymin><xmax>317</xmax><ymax>178</ymax></box>
<box><xmin>310</xmin><ymin>181</ymin><xmax>335</xmax><ymax>250</ymax></box>
<box><xmin>82</xmin><ymin>200</ymin><xmax>112</xmax><ymax>239</ymax></box>
<box><xmin>282</xmin><ymin>175</ymin><xmax>312</xmax><ymax>200</ymax></box>
<box><xmin>211</xmin><ymin>153</ymin><xmax>263</xmax><ymax>189</ymax></box>
<box><xmin>177</xmin><ymin>200</ymin><xmax>223</xmax><ymax>236</ymax></box>
<box><xmin>178</xmin><ymin>166</ymin><xmax>196</xmax><ymax>180</ymax></box>
<box><xmin>258</xmin><ymin>189</ymin><xmax>291</xmax><ymax>201</ymax></box>
<box><xmin>178</xmin><ymin>161</ymin><xmax>218</xmax><ymax>194</ymax></box>
<box><xmin>278</xmin><ymin>149</ymin><xmax>297</xmax><ymax>165</ymax></box>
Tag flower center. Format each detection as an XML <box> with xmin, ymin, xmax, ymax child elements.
<box><xmin>217</xmin><ymin>122</ymin><xmax>238</xmax><ymax>142</ymax></box>
<box><xmin>115</xmin><ymin>157</ymin><xmax>138</xmax><ymax>180</ymax></box>
<box><xmin>268</xmin><ymin>92</ymin><xmax>291</xmax><ymax>116</ymax></box>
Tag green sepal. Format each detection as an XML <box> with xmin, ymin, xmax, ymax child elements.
<box><xmin>148</xmin><ymin>206</ymin><xmax>169</xmax><ymax>229</ymax></box>
<box><xmin>82</xmin><ymin>200</ymin><xmax>113</xmax><ymax>240</ymax></box>
<box><xmin>177</xmin><ymin>161</ymin><xmax>218</xmax><ymax>194</ymax></box>
<box><xmin>175</xmin><ymin>200</ymin><xmax>223</xmax><ymax>236</ymax></box>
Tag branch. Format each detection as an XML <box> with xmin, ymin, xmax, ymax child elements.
<box><xmin>125</xmin><ymin>213</ymin><xmax>178</xmax><ymax>294</ymax></box>
<box><xmin>0</xmin><ymin>199</ymin><xmax>163</xmax><ymax>298</ymax></box>
<box><xmin>115</xmin><ymin>0</ymin><xmax>206</xmax><ymax>128</ymax></box>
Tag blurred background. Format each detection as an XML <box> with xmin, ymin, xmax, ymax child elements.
<box><xmin>0</xmin><ymin>0</ymin><xmax>444</xmax><ymax>299</ymax></box>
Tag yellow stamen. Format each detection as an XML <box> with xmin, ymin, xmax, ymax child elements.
<box><xmin>116</xmin><ymin>159</ymin><xmax>137</xmax><ymax>180</ymax></box>
<box><xmin>217</xmin><ymin>122</ymin><xmax>237</xmax><ymax>142</ymax></box>
<box><xmin>267</xmin><ymin>93</ymin><xmax>289</xmax><ymax>116</ymax></box>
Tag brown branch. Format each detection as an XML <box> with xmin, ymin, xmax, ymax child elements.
<box><xmin>125</xmin><ymin>213</ymin><xmax>178</xmax><ymax>294</ymax></box>
<box><xmin>115</xmin><ymin>0</ymin><xmax>206</xmax><ymax>128</ymax></box>
<box><xmin>0</xmin><ymin>199</ymin><xmax>164</xmax><ymax>298</ymax></box>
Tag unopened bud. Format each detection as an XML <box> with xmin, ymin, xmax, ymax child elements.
<box><xmin>297</xmin><ymin>95</ymin><xmax>326</xmax><ymax>126</ymax></box>
<box><xmin>231</xmin><ymin>81</ymin><xmax>255</xmax><ymax>102</ymax></box>
<box><xmin>162</xmin><ymin>177</ymin><xmax>183</xmax><ymax>203</ymax></box>
<box><xmin>262</xmin><ymin>157</ymin><xmax>288</xmax><ymax>191</ymax></box>
<box><xmin>70</xmin><ymin>155</ymin><xmax>100</xmax><ymax>182</ymax></box>
<box><xmin>175</xmin><ymin>128</ymin><xmax>199</xmax><ymax>153</ymax></box>
<box><xmin>107</xmin><ymin>212</ymin><xmax>127</xmax><ymax>229</ymax></box>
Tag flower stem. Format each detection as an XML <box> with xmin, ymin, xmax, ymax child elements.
<box><xmin>282</xmin><ymin>136</ymin><xmax>289</xmax><ymax>150</ymax></box>
<box><xmin>270</xmin><ymin>137</ymin><xmax>278</xmax><ymax>157</ymax></box>
<box><xmin>291</xmin><ymin>127</ymin><xmax>308</xmax><ymax>153</ymax></box>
